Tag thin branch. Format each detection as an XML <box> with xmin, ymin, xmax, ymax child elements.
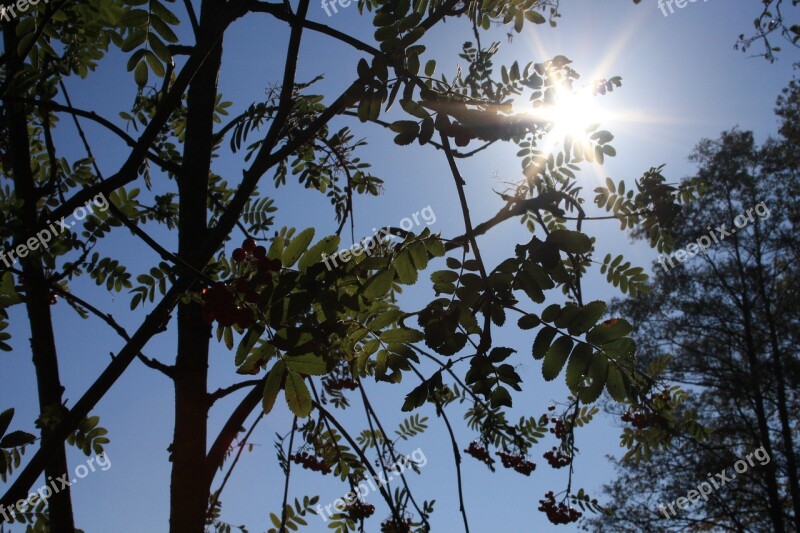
<box><xmin>208</xmin><ymin>379</ymin><xmax>262</xmax><ymax>405</ymax></box>
<box><xmin>440</xmin><ymin>130</ymin><xmax>492</xmax><ymax>354</ymax></box>
<box><xmin>357</xmin><ymin>383</ymin><xmax>430</xmax><ymax>530</ymax></box>
<box><xmin>278</xmin><ymin>417</ymin><xmax>297</xmax><ymax>532</ymax></box>
<box><xmin>205</xmin><ymin>378</ymin><xmax>266</xmax><ymax>487</ymax></box>
<box><xmin>9</xmin><ymin>97</ymin><xmax>182</xmax><ymax>175</ymax></box>
<box><xmin>436</xmin><ymin>400</ymin><xmax>470</xmax><ymax>533</ymax></box>
<box><xmin>207</xmin><ymin>411</ymin><xmax>265</xmax><ymax>521</ymax></box>
<box><xmin>57</xmin><ymin>81</ymin><xmax>216</xmax><ymax>286</ymax></box>
<box><xmin>183</xmin><ymin>0</ymin><xmax>200</xmax><ymax>38</ymax></box>
<box><xmin>311</xmin><ymin>397</ymin><xmax>404</xmax><ymax>525</ymax></box>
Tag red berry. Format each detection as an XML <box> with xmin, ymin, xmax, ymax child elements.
<box><xmin>201</xmin><ymin>307</ymin><xmax>216</xmax><ymax>325</ymax></box>
<box><xmin>232</xmin><ymin>248</ymin><xmax>247</xmax><ymax>263</ymax></box>
<box><xmin>242</xmin><ymin>238</ymin><xmax>256</xmax><ymax>253</ymax></box>
<box><xmin>235</xmin><ymin>307</ymin><xmax>254</xmax><ymax>328</ymax></box>
<box><xmin>244</xmin><ymin>291</ymin><xmax>260</xmax><ymax>303</ymax></box>
<box><xmin>253</xmin><ymin>246</ymin><xmax>267</xmax><ymax>259</ymax></box>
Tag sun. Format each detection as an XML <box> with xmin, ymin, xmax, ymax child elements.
<box><xmin>546</xmin><ymin>89</ymin><xmax>605</xmax><ymax>140</ymax></box>
<box><xmin>526</xmin><ymin>85</ymin><xmax>607</xmax><ymax>145</ymax></box>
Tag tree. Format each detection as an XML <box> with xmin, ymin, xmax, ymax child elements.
<box><xmin>0</xmin><ymin>0</ymin><xmax>702</xmax><ymax>531</ymax></box>
<box><xmin>734</xmin><ymin>0</ymin><xmax>800</xmax><ymax>62</ymax></box>
<box><xmin>584</xmin><ymin>82</ymin><xmax>800</xmax><ymax>533</ymax></box>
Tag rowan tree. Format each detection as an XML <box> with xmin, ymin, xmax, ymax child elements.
<box><xmin>0</xmin><ymin>0</ymin><xmax>709</xmax><ymax>531</ymax></box>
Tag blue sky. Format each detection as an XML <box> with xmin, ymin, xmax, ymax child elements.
<box><xmin>1</xmin><ymin>1</ymin><xmax>798</xmax><ymax>532</ymax></box>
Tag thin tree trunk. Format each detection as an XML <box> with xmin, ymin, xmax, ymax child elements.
<box><xmin>169</xmin><ymin>2</ymin><xmax>223</xmax><ymax>531</ymax></box>
<box><xmin>3</xmin><ymin>28</ymin><xmax>75</xmax><ymax>533</ymax></box>
<box><xmin>752</xmin><ymin>218</ymin><xmax>800</xmax><ymax>530</ymax></box>
<box><xmin>728</xmin><ymin>221</ymin><xmax>786</xmax><ymax>532</ymax></box>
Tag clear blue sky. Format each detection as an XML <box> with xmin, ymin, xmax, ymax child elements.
<box><xmin>1</xmin><ymin>1</ymin><xmax>797</xmax><ymax>532</ymax></box>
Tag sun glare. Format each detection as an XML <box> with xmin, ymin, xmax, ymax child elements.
<box><xmin>528</xmin><ymin>86</ymin><xmax>607</xmax><ymax>145</ymax></box>
<box><xmin>548</xmin><ymin>90</ymin><xmax>604</xmax><ymax>140</ymax></box>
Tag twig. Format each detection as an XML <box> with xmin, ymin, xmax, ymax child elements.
<box><xmin>208</xmin><ymin>379</ymin><xmax>262</xmax><ymax>405</ymax></box>
<box><xmin>207</xmin><ymin>411</ymin><xmax>265</xmax><ymax>521</ymax></box>
<box><xmin>278</xmin><ymin>417</ymin><xmax>297</xmax><ymax>532</ymax></box>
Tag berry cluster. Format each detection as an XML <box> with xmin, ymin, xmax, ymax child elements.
<box><xmin>621</xmin><ymin>410</ymin><xmax>661</xmax><ymax>429</ymax></box>
<box><xmin>328</xmin><ymin>378</ymin><xmax>359</xmax><ymax>391</ymax></box>
<box><xmin>289</xmin><ymin>452</ymin><xmax>331</xmax><ymax>475</ymax></box>
<box><xmin>496</xmin><ymin>450</ymin><xmax>536</xmax><ymax>476</ymax></box>
<box><xmin>200</xmin><ymin>239</ymin><xmax>282</xmax><ymax>327</ymax></box>
<box><xmin>464</xmin><ymin>441</ymin><xmax>491</xmax><ymax>463</ymax></box>
<box><xmin>538</xmin><ymin>492</ymin><xmax>582</xmax><ymax>525</ymax></box>
<box><xmin>549</xmin><ymin>418</ymin><xmax>568</xmax><ymax>439</ymax></box>
<box><xmin>232</xmin><ymin>238</ymin><xmax>266</xmax><ymax>264</ymax></box>
<box><xmin>345</xmin><ymin>500</ymin><xmax>375</xmax><ymax>520</ymax></box>
<box><xmin>543</xmin><ymin>447</ymin><xmax>572</xmax><ymax>469</ymax></box>
<box><xmin>201</xmin><ymin>282</ymin><xmax>255</xmax><ymax>328</ymax></box>
<box><xmin>380</xmin><ymin>517</ymin><xmax>413</xmax><ymax>533</ymax></box>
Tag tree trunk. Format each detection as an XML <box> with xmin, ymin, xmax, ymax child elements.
<box><xmin>752</xmin><ymin>218</ymin><xmax>800</xmax><ymax>530</ymax></box>
<box><xmin>730</xmin><ymin>235</ymin><xmax>786</xmax><ymax>532</ymax></box>
<box><xmin>169</xmin><ymin>3</ymin><xmax>224</xmax><ymax>531</ymax></box>
<box><xmin>3</xmin><ymin>28</ymin><xmax>75</xmax><ymax>533</ymax></box>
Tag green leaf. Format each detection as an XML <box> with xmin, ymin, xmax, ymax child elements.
<box><xmin>565</xmin><ymin>343</ymin><xmax>593</xmax><ymax>393</ymax></box>
<box><xmin>401</xmin><ymin>381</ymin><xmax>428</xmax><ymax>412</ymax></box>
<box><xmin>567</xmin><ymin>301</ymin><xmax>607</xmax><ymax>335</ymax></box>
<box><xmin>285</xmin><ymin>373</ymin><xmax>313</xmax><ymax>418</ymax></box>
<box><xmin>121</xmin><ymin>9</ymin><xmax>149</xmax><ymax>27</ymax></box>
<box><xmin>605</xmin><ymin>364</ymin><xmax>628</xmax><ymax>402</ymax></box>
<box><xmin>578</xmin><ymin>353</ymin><xmax>608</xmax><ymax>403</ymax></box>
<box><xmin>546</xmin><ymin>229</ymin><xmax>592</xmax><ymax>254</ymax></box>
<box><xmin>143</xmin><ymin>50</ymin><xmax>164</xmax><ymax>77</ymax></box>
<box><xmin>0</xmin><ymin>431</ymin><xmax>35</xmax><ymax>449</ymax></box>
<box><xmin>525</xmin><ymin>10</ymin><xmax>546</xmax><ymax>24</ymax></box>
<box><xmin>282</xmin><ymin>228</ymin><xmax>315</xmax><ymax>267</ymax></box>
<box><xmin>393</xmin><ymin>251</ymin><xmax>417</xmax><ymax>284</ymax></box>
<box><xmin>0</xmin><ymin>409</ymin><xmax>13</xmax><ymax>438</ymax></box>
<box><xmin>424</xmin><ymin>59</ymin><xmax>436</xmax><ymax>76</ymax></box>
<box><xmin>542</xmin><ymin>336</ymin><xmax>573</xmax><ymax>381</ymax></box>
<box><xmin>299</xmin><ymin>235</ymin><xmax>340</xmax><ymax>271</ymax></box>
<box><xmin>586</xmin><ymin>318</ymin><xmax>633</xmax><ymax>345</ymax></box>
<box><xmin>394</xmin><ymin>131</ymin><xmax>417</xmax><ymax>145</ymax></box>
<box><xmin>532</xmin><ymin>326</ymin><xmax>557</xmax><ymax>360</ymax></box>
<box><xmin>262</xmin><ymin>361</ymin><xmax>286</xmax><ymax>414</ymax></box>
<box><xmin>363</xmin><ymin>268</ymin><xmax>395</xmax><ymax>299</ymax></box>
<box><xmin>285</xmin><ymin>354</ymin><xmax>327</xmax><ymax>375</ymax></box>
<box><xmin>380</xmin><ymin>328</ymin><xmax>424</xmax><ymax>344</ymax></box>
<box><xmin>235</xmin><ymin>325</ymin><xmax>265</xmax><ymax>366</ymax></box>
<box><xmin>408</xmin><ymin>241</ymin><xmax>429</xmax><ymax>270</ymax></box>
<box><xmin>491</xmin><ymin>386</ymin><xmax>512</xmax><ymax>408</ymax></box>
<box><xmin>517</xmin><ymin>314</ymin><xmax>541</xmax><ymax>330</ymax></box>
<box><xmin>134</xmin><ymin>60</ymin><xmax>148</xmax><ymax>87</ymax></box>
